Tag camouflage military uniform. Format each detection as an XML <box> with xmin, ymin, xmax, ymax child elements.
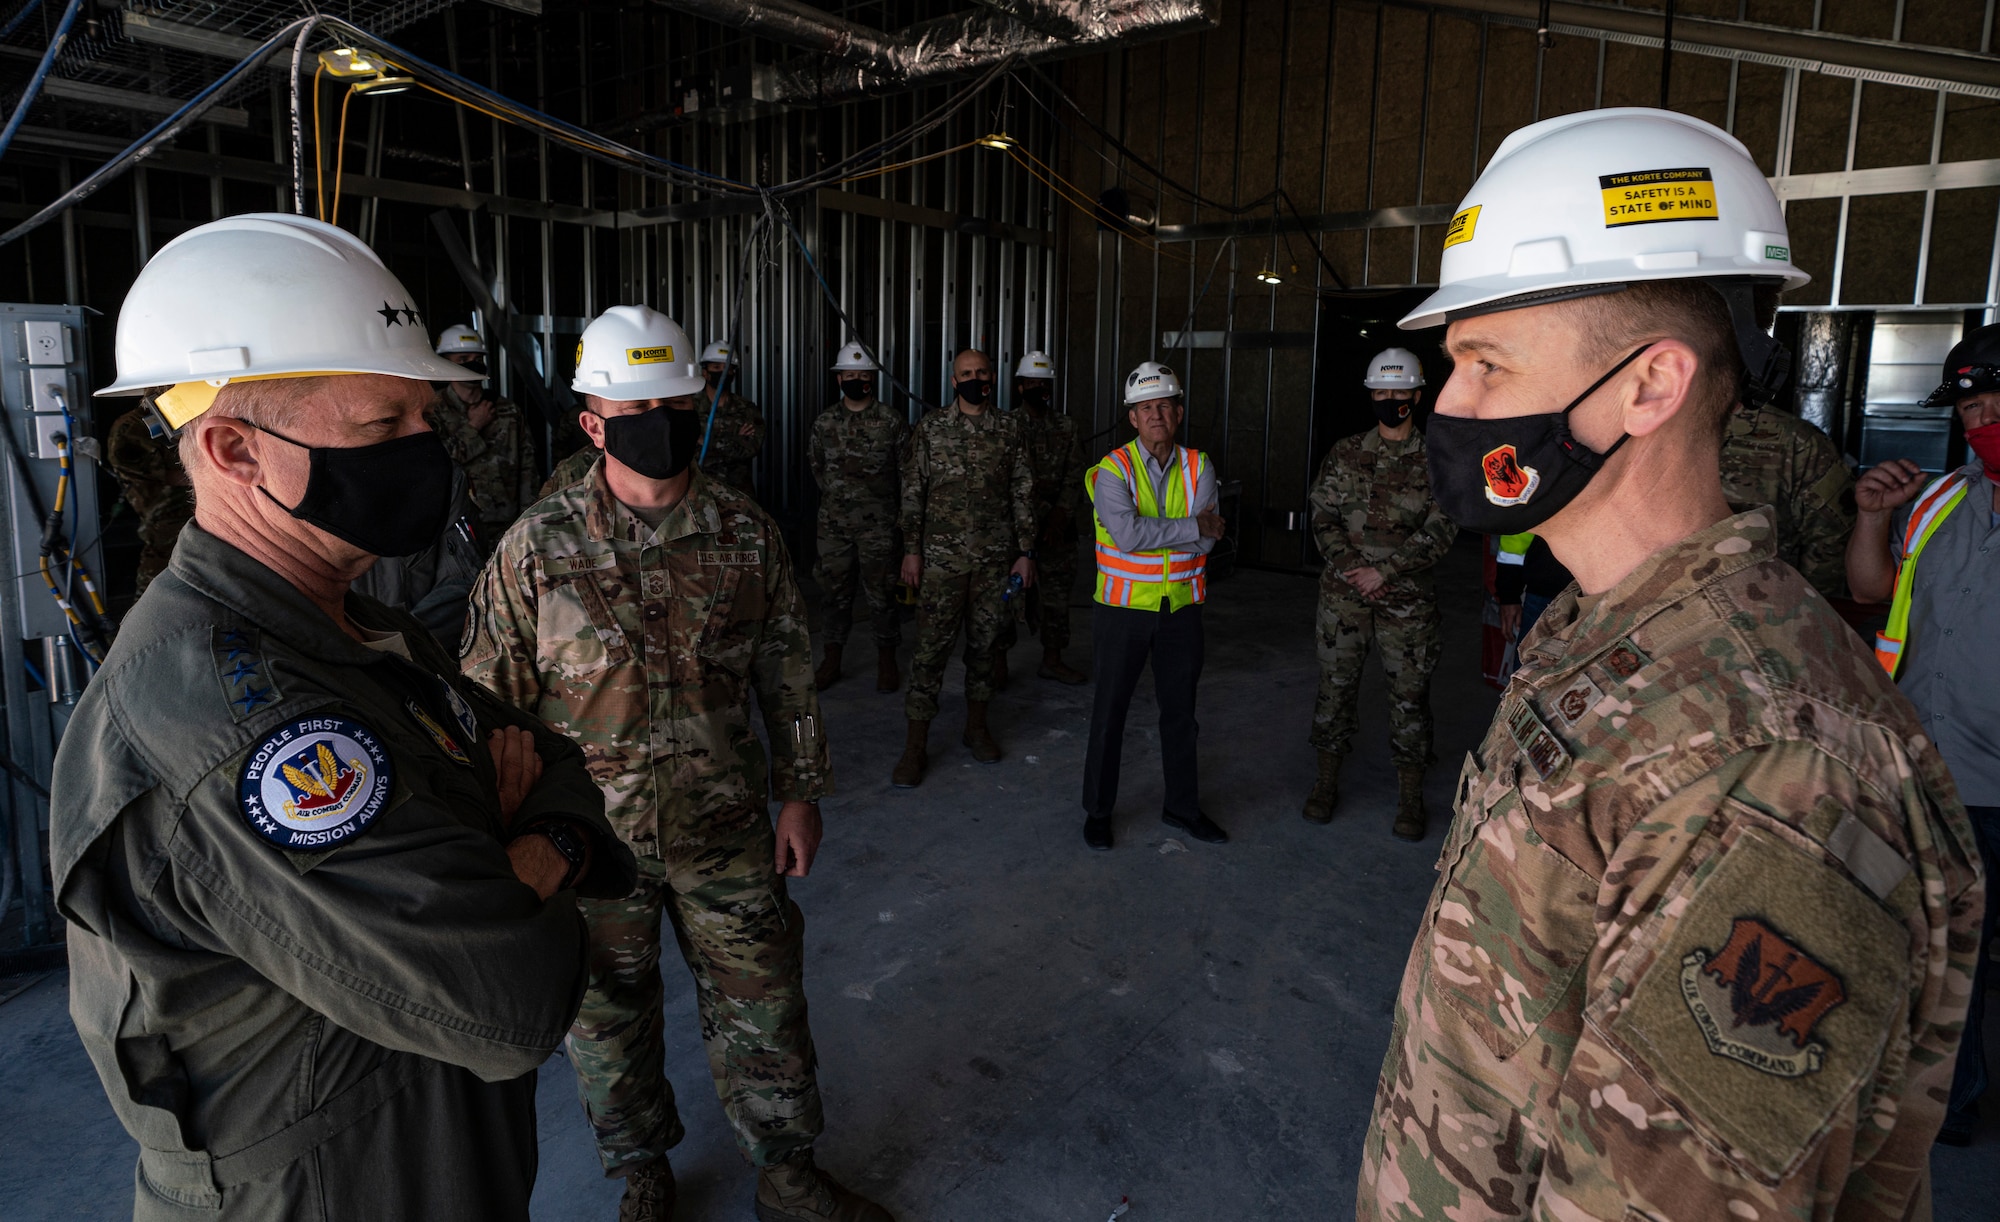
<box><xmin>1718</xmin><ymin>402</ymin><xmax>1855</xmax><ymax>600</ymax></box>
<box><xmin>427</xmin><ymin>388</ymin><xmax>537</xmax><ymax>544</ymax></box>
<box><xmin>700</xmin><ymin>390</ymin><xmax>765</xmax><ymax>497</ymax></box>
<box><xmin>998</xmin><ymin>407</ymin><xmax>1086</xmax><ymax>652</ymax></box>
<box><xmin>899</xmin><ymin>405</ymin><xmax>1037</xmax><ymax>721</ymax></box>
<box><xmin>1308</xmin><ymin>429</ymin><xmax>1457</xmax><ymax>766</ymax></box>
<box><xmin>463</xmin><ymin>463</ymin><xmax>832</xmax><ymax>1173</ymax></box>
<box><xmin>808</xmin><ymin>398</ymin><xmax>906</xmax><ymax>651</ymax></box>
<box><xmin>104</xmin><ymin>406</ymin><xmax>194</xmax><ymax>596</ymax></box>
<box><xmin>1357</xmin><ymin>510</ymin><xmax>1984</xmax><ymax>1221</ymax></box>
<box><xmin>541</xmin><ymin>442</ymin><xmax>598</xmax><ymax>499</ymax></box>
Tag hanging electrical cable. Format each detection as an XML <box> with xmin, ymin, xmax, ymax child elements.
<box><xmin>0</xmin><ymin>0</ymin><xmax>84</xmax><ymax>165</ymax></box>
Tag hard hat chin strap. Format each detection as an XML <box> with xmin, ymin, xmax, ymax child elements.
<box><xmin>1706</xmin><ymin>277</ymin><xmax>1791</xmax><ymax>408</ymax></box>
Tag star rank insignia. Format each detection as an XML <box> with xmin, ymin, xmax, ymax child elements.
<box><xmin>214</xmin><ymin>626</ymin><xmax>282</xmax><ymax>722</ymax></box>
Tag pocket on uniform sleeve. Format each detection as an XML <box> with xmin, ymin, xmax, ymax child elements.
<box><xmin>1596</xmin><ymin>815</ymin><xmax>1909</xmax><ymax>1183</ymax></box>
<box><xmin>1427</xmin><ymin>771</ymin><xmax>1598</xmax><ymax>1061</ymax></box>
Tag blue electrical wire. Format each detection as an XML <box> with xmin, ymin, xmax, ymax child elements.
<box><xmin>0</xmin><ymin>0</ymin><xmax>81</xmax><ymax>165</ymax></box>
<box><xmin>0</xmin><ymin>15</ymin><xmax>314</xmax><ymax>240</ymax></box>
<box><xmin>22</xmin><ymin>654</ymin><xmax>45</xmax><ymax>690</ymax></box>
<box><xmin>0</xmin><ymin>0</ymin><xmax>43</xmax><ymax>42</ymax></box>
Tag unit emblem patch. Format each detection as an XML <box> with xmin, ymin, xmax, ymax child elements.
<box><xmin>441</xmin><ymin>683</ymin><xmax>480</xmax><ymax>745</ymax></box>
<box><xmin>238</xmin><ymin>716</ymin><xmax>394</xmax><ymax>851</ymax></box>
<box><xmin>1680</xmin><ymin>916</ymin><xmax>1845</xmax><ymax>1078</ymax></box>
<box><xmin>1602</xmin><ymin>637</ymin><xmax>1650</xmax><ymax>680</ymax></box>
<box><xmin>1481</xmin><ymin>444</ymin><xmax>1541</xmax><ymax>507</ymax></box>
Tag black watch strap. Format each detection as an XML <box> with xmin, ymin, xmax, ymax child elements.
<box><xmin>529</xmin><ymin>822</ymin><xmax>588</xmax><ymax>891</ymax></box>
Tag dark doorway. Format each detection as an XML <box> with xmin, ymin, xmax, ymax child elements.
<box><xmin>1311</xmin><ymin>288</ymin><xmax>1449</xmax><ymax>475</ymax></box>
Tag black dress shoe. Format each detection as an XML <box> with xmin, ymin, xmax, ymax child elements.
<box><xmin>1083</xmin><ymin>814</ymin><xmax>1113</xmax><ymax>851</ymax></box>
<box><xmin>1162</xmin><ymin>809</ymin><xmax>1228</xmax><ymax>844</ymax></box>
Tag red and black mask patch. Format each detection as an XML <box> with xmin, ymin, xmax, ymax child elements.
<box><xmin>1481</xmin><ymin>443</ymin><xmax>1541</xmax><ymax>506</ymax></box>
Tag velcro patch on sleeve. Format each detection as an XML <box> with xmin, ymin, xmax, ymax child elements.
<box><xmin>1603</xmin><ymin>823</ymin><xmax>1906</xmax><ymax>1182</ymax></box>
<box><xmin>238</xmin><ymin>716</ymin><xmax>396</xmax><ymax>852</ymax></box>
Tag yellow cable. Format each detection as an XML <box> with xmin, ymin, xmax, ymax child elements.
<box><xmin>832</xmin><ymin>140</ymin><xmax>980</xmax><ymax>186</ymax></box>
<box><xmin>313</xmin><ymin>62</ymin><xmax>326</xmax><ymax>222</ymax></box>
<box><xmin>332</xmin><ymin>83</ymin><xmax>356</xmax><ymax>227</ymax></box>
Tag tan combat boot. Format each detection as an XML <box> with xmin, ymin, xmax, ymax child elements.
<box><xmin>963</xmin><ymin>700</ymin><xmax>1002</xmax><ymax>763</ymax></box>
<box><xmin>890</xmin><ymin>718</ymin><xmax>929</xmax><ymax>788</ymax></box>
<box><xmin>1037</xmin><ymin>648</ymin><xmax>1087</xmax><ymax>685</ymax></box>
<box><xmin>618</xmin><ymin>1157</ymin><xmax>676</xmax><ymax>1222</ymax></box>
<box><xmin>813</xmin><ymin>643</ymin><xmax>843</xmax><ymax>691</ymax></box>
<box><xmin>1393</xmin><ymin>765</ymin><xmax>1428</xmax><ymax>841</ymax></box>
<box><xmin>754</xmin><ymin>1150</ymin><xmax>892</xmax><ymax>1222</ymax></box>
<box><xmin>1301</xmin><ymin>750</ymin><xmax>1342</xmax><ymax>824</ymax></box>
<box><xmin>875</xmin><ymin>646</ymin><xmax>900</xmax><ymax>693</ymax></box>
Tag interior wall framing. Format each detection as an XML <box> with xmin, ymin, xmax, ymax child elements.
<box><xmin>1052</xmin><ymin>0</ymin><xmax>2000</xmax><ymax>571</ymax></box>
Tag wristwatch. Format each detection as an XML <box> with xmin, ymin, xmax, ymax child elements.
<box><xmin>527</xmin><ymin>822</ymin><xmax>588</xmax><ymax>891</ymax></box>
<box><xmin>1020</xmin><ymin>548</ymin><xmax>1038</xmax><ymax>560</ymax></box>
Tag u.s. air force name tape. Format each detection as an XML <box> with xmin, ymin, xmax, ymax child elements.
<box><xmin>1599</xmin><ymin>166</ymin><xmax>1718</xmax><ymax>228</ymax></box>
<box><xmin>238</xmin><ymin>715</ymin><xmax>395</xmax><ymax>850</ymax></box>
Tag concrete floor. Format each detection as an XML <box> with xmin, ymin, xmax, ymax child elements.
<box><xmin>2</xmin><ymin>536</ymin><xmax>1996</xmax><ymax>1221</ymax></box>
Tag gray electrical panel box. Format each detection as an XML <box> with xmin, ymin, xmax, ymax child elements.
<box><xmin>0</xmin><ymin>304</ymin><xmax>100</xmax><ymax>641</ymax></box>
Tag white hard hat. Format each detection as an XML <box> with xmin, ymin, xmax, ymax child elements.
<box><xmin>572</xmin><ymin>306</ymin><xmax>705</xmax><ymax>402</ymax></box>
<box><xmin>699</xmin><ymin>339</ymin><xmax>737</xmax><ymax>366</ymax></box>
<box><xmin>1363</xmin><ymin>347</ymin><xmax>1425</xmax><ymax>390</ymax></box>
<box><xmin>436</xmin><ymin>323</ymin><xmax>486</xmax><ymax>356</ymax></box>
<box><xmin>1123</xmin><ymin>360</ymin><xmax>1183</xmax><ymax>405</ymax></box>
<box><xmin>1400</xmin><ymin>108</ymin><xmax>1809</xmax><ymax>331</ymax></box>
<box><xmin>1015</xmin><ymin>350</ymin><xmax>1056</xmax><ymax>379</ymax></box>
<box><xmin>96</xmin><ymin>213</ymin><xmax>475</xmax><ymax>430</ymax></box>
<box><xmin>831</xmin><ymin>341</ymin><xmax>878</xmax><ymax>372</ymax></box>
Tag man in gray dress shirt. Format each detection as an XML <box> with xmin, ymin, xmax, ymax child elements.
<box><xmin>1847</xmin><ymin>321</ymin><xmax>2000</xmax><ymax>1146</ymax></box>
<box><xmin>1079</xmin><ymin>361</ymin><xmax>1226</xmax><ymax>851</ymax></box>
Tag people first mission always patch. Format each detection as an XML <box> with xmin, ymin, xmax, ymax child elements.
<box><xmin>239</xmin><ymin>716</ymin><xmax>395</xmax><ymax>850</ymax></box>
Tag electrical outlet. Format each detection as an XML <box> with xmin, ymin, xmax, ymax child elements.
<box><xmin>23</xmin><ymin>320</ymin><xmax>67</xmax><ymax>366</ymax></box>
<box><xmin>27</xmin><ymin>372</ymin><xmax>68</xmax><ymax>415</ymax></box>
<box><xmin>29</xmin><ymin>413</ymin><xmax>70</xmax><ymax>460</ymax></box>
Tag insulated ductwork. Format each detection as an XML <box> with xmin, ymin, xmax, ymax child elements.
<box><xmin>655</xmin><ymin>0</ymin><xmax>1216</xmax><ymax>105</ymax></box>
<box><xmin>658</xmin><ymin>0</ymin><xmax>913</xmax><ymax>80</ymax></box>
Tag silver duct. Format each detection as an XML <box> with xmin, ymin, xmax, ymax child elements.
<box><xmin>655</xmin><ymin>0</ymin><xmax>1216</xmax><ymax>106</ymax></box>
<box><xmin>658</xmin><ymin>0</ymin><xmax>913</xmax><ymax>80</ymax></box>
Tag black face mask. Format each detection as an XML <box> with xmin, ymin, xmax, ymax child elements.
<box><xmin>956</xmin><ymin>377</ymin><xmax>991</xmax><ymax>406</ymax></box>
<box><xmin>1371</xmin><ymin>395</ymin><xmax>1414</xmax><ymax>427</ymax></box>
<box><xmin>1424</xmin><ymin>345</ymin><xmax>1651</xmax><ymax>535</ymax></box>
<box><xmin>839</xmin><ymin>378</ymin><xmax>873</xmax><ymax>402</ymax></box>
<box><xmin>1020</xmin><ymin>386</ymin><xmax>1052</xmax><ymax>411</ymax></box>
<box><xmin>255</xmin><ymin>425</ymin><xmax>457</xmax><ymax>558</ymax></box>
<box><xmin>598</xmin><ymin>405</ymin><xmax>701</xmax><ymax>481</ymax></box>
<box><xmin>462</xmin><ymin>358</ymin><xmax>489</xmax><ymax>379</ymax></box>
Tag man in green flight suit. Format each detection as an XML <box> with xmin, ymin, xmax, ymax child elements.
<box><xmin>56</xmin><ymin>213</ymin><xmax>635</xmax><ymax>1222</ymax></box>
<box><xmin>464</xmin><ymin>305</ymin><xmax>890</xmax><ymax>1222</ymax></box>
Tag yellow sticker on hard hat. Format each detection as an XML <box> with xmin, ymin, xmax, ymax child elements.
<box><xmin>627</xmin><ymin>345</ymin><xmax>675</xmax><ymax>365</ymax></box>
<box><xmin>1443</xmin><ymin>205</ymin><xmax>1480</xmax><ymax>250</ymax></box>
<box><xmin>1599</xmin><ymin>167</ymin><xmax>1718</xmax><ymax>227</ymax></box>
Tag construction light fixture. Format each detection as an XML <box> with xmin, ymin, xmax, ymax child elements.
<box><xmin>977</xmin><ymin>132</ymin><xmax>1017</xmax><ymax>150</ymax></box>
<box><xmin>1255</xmin><ymin>268</ymin><xmax>1282</xmax><ymax>285</ymax></box>
<box><xmin>318</xmin><ymin>48</ymin><xmax>382</xmax><ymax>78</ymax></box>
<box><xmin>353</xmin><ymin>74</ymin><xmax>416</xmax><ymax>97</ymax></box>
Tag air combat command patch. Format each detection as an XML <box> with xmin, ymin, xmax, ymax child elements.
<box><xmin>1680</xmin><ymin>916</ymin><xmax>1846</xmax><ymax>1078</ymax></box>
<box><xmin>239</xmin><ymin>715</ymin><xmax>395</xmax><ymax>850</ymax></box>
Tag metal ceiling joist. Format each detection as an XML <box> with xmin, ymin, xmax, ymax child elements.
<box><xmin>39</xmin><ymin>78</ymin><xmax>250</xmax><ymax>128</ymax></box>
<box><xmin>1414</xmin><ymin>0</ymin><xmax>2000</xmax><ymax>98</ymax></box>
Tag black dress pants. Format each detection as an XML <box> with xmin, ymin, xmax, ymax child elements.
<box><xmin>1080</xmin><ymin>601</ymin><xmax>1204</xmax><ymax>819</ymax></box>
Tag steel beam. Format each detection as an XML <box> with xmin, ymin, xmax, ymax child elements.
<box><xmin>816</xmin><ymin>186</ymin><xmax>1055</xmax><ymax>247</ymax></box>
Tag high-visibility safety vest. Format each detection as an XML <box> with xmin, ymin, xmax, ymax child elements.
<box><xmin>1874</xmin><ymin>468</ymin><xmax>1971</xmax><ymax>678</ymax></box>
<box><xmin>1087</xmin><ymin>440</ymin><xmax>1211</xmax><ymax>612</ymax></box>
<box><xmin>1497</xmin><ymin>532</ymin><xmax>1535</xmax><ymax>566</ymax></box>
